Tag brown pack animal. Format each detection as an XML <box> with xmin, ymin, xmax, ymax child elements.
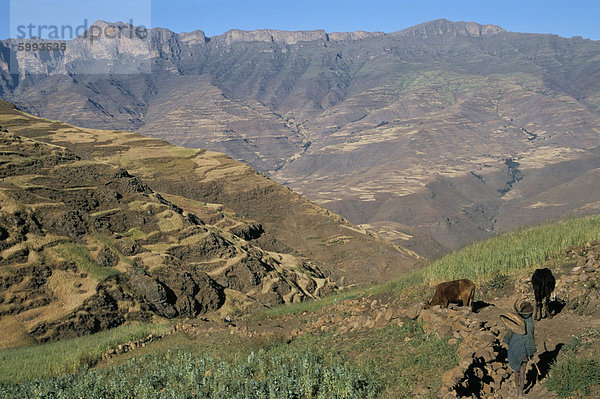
<box><xmin>425</xmin><ymin>279</ymin><xmax>475</xmax><ymax>311</ymax></box>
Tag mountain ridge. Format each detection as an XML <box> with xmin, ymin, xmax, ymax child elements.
<box><xmin>2</xmin><ymin>19</ymin><xmax>600</xmax><ymax>257</ymax></box>
<box><xmin>91</xmin><ymin>18</ymin><xmax>503</xmax><ymax>44</ymax></box>
<box><xmin>392</xmin><ymin>18</ymin><xmax>506</xmax><ymax>37</ymax></box>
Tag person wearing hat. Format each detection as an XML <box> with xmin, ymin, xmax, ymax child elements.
<box><xmin>502</xmin><ymin>300</ymin><xmax>536</xmax><ymax>397</ymax></box>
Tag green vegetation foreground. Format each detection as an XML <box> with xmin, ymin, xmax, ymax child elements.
<box><xmin>0</xmin><ymin>347</ymin><xmax>379</xmax><ymax>399</ymax></box>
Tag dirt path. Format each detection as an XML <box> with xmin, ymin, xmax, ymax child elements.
<box><xmin>474</xmin><ymin>294</ymin><xmax>600</xmax><ymax>399</ymax></box>
<box><xmin>428</xmin><ymin>256</ymin><xmax>600</xmax><ymax>399</ymax></box>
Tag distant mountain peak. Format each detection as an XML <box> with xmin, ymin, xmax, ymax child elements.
<box><xmin>74</xmin><ymin>19</ymin><xmax>151</xmax><ymax>42</ymax></box>
<box><xmin>393</xmin><ymin>18</ymin><xmax>506</xmax><ymax>38</ymax></box>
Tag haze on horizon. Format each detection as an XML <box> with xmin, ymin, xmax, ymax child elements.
<box><xmin>2</xmin><ymin>0</ymin><xmax>600</xmax><ymax>40</ymax></box>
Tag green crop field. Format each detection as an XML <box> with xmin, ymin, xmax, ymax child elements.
<box><xmin>0</xmin><ymin>320</ymin><xmax>455</xmax><ymax>399</ymax></box>
<box><xmin>0</xmin><ymin>345</ymin><xmax>380</xmax><ymax>398</ymax></box>
<box><xmin>424</xmin><ymin>214</ymin><xmax>600</xmax><ymax>283</ymax></box>
<box><xmin>52</xmin><ymin>243</ymin><xmax>121</xmax><ymax>281</ymax></box>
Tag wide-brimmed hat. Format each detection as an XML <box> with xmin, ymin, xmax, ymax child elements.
<box><xmin>514</xmin><ymin>299</ymin><xmax>534</xmax><ymax>315</ymax></box>
<box><xmin>501</xmin><ymin>312</ymin><xmax>526</xmax><ymax>334</ymax></box>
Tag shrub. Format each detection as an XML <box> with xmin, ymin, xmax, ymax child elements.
<box><xmin>545</xmin><ymin>330</ymin><xmax>600</xmax><ymax>398</ymax></box>
<box><xmin>545</xmin><ymin>355</ymin><xmax>600</xmax><ymax>398</ymax></box>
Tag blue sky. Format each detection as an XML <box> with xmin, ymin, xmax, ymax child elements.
<box><xmin>2</xmin><ymin>0</ymin><xmax>599</xmax><ymax>40</ymax></box>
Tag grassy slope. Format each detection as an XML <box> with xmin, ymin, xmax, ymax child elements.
<box><xmin>424</xmin><ymin>214</ymin><xmax>600</xmax><ymax>282</ymax></box>
<box><xmin>545</xmin><ymin>330</ymin><xmax>600</xmax><ymax>399</ymax></box>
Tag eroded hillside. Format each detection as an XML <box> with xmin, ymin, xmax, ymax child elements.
<box><xmin>0</xmin><ymin>127</ymin><xmax>345</xmax><ymax>346</ymax></box>
<box><xmin>0</xmin><ymin>100</ymin><xmax>419</xmax><ymax>286</ymax></box>
<box><xmin>0</xmin><ymin>99</ymin><xmax>420</xmax><ymax>346</ymax></box>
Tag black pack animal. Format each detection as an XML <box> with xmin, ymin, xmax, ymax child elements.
<box><xmin>531</xmin><ymin>268</ymin><xmax>555</xmax><ymax>320</ymax></box>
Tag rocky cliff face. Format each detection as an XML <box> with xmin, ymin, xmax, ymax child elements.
<box><xmin>218</xmin><ymin>29</ymin><xmax>328</xmax><ymax>45</ymax></box>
